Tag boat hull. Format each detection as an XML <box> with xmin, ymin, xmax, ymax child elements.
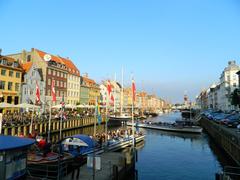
<box><xmin>108</xmin><ymin>116</ymin><xmax>132</xmax><ymax>126</ymax></box>
<box><xmin>127</xmin><ymin>123</ymin><xmax>202</xmax><ymax>133</ymax></box>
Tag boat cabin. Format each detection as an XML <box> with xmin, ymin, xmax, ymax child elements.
<box><xmin>0</xmin><ymin>135</ymin><xmax>35</xmax><ymax>180</ymax></box>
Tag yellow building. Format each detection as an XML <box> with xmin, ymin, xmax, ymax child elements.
<box><xmin>0</xmin><ymin>55</ymin><xmax>22</xmax><ymax>113</ymax></box>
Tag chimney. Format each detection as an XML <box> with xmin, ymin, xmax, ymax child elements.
<box><xmin>228</xmin><ymin>60</ymin><xmax>236</xmax><ymax>66</ymax></box>
<box><xmin>84</xmin><ymin>73</ymin><xmax>88</xmax><ymax>77</ymax></box>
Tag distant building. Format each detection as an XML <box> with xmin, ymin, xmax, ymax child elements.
<box><xmin>80</xmin><ymin>74</ymin><xmax>100</xmax><ymax>105</ymax></box>
<box><xmin>80</xmin><ymin>76</ymin><xmax>90</xmax><ymax>105</ymax></box>
<box><xmin>196</xmin><ymin>61</ymin><xmax>240</xmax><ymax>111</ymax></box>
<box><xmin>0</xmin><ymin>55</ymin><xmax>22</xmax><ymax>113</ymax></box>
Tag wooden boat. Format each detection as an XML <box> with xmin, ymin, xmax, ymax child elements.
<box><xmin>127</xmin><ymin>122</ymin><xmax>202</xmax><ymax>133</ymax></box>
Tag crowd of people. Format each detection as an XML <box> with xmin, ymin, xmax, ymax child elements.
<box><xmin>0</xmin><ymin>109</ymin><xmax>95</xmax><ymax>128</ymax></box>
<box><xmin>95</xmin><ymin>128</ymin><xmax>143</xmax><ymax>147</ymax></box>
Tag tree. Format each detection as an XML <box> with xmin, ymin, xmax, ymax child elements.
<box><xmin>230</xmin><ymin>89</ymin><xmax>240</xmax><ymax>107</ymax></box>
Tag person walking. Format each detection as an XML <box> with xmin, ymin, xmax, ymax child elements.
<box><xmin>71</xmin><ymin>147</ymin><xmax>82</xmax><ymax>179</ymax></box>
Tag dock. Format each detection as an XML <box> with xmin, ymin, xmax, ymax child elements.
<box><xmin>63</xmin><ymin>150</ymin><xmax>135</xmax><ymax>180</ymax></box>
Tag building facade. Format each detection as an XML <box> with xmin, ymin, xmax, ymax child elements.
<box><xmin>21</xmin><ymin>62</ymin><xmax>45</xmax><ymax>107</ymax></box>
<box><xmin>61</xmin><ymin>57</ymin><xmax>80</xmax><ymax>105</ymax></box>
<box><xmin>0</xmin><ymin>55</ymin><xmax>22</xmax><ymax>112</ymax></box>
<box><xmin>9</xmin><ymin>48</ymin><xmax>68</xmax><ymax>106</ymax></box>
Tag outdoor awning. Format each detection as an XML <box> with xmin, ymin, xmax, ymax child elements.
<box><xmin>0</xmin><ymin>102</ymin><xmax>16</xmax><ymax>108</ymax></box>
<box><xmin>15</xmin><ymin>103</ymin><xmax>40</xmax><ymax>109</ymax></box>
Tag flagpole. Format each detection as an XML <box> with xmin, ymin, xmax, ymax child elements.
<box><xmin>30</xmin><ymin>106</ymin><xmax>35</xmax><ymax>134</ymax></box>
<box><xmin>105</xmin><ymin>97</ymin><xmax>108</xmax><ymax>143</ymax></box>
<box><xmin>0</xmin><ymin>113</ymin><xmax>2</xmax><ymax>135</ymax></box>
<box><xmin>48</xmin><ymin>101</ymin><xmax>52</xmax><ymax>143</ymax></box>
<box><xmin>131</xmin><ymin>75</ymin><xmax>135</xmax><ymax>148</ymax></box>
<box><xmin>94</xmin><ymin>97</ymin><xmax>97</xmax><ymax>137</ymax></box>
<box><xmin>114</xmin><ymin>73</ymin><xmax>116</xmax><ymax>114</ymax></box>
<box><xmin>121</xmin><ymin>68</ymin><xmax>124</xmax><ymax>116</ymax></box>
<box><xmin>30</xmin><ymin>80</ymin><xmax>37</xmax><ymax>134</ymax></box>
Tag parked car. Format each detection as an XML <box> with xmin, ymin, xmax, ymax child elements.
<box><xmin>220</xmin><ymin>113</ymin><xmax>240</xmax><ymax>127</ymax></box>
<box><xmin>212</xmin><ymin>113</ymin><xmax>230</xmax><ymax>123</ymax></box>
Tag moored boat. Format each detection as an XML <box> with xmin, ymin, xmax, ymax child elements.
<box><xmin>127</xmin><ymin>122</ymin><xmax>202</xmax><ymax>134</ymax></box>
<box><xmin>108</xmin><ymin>114</ymin><xmax>132</xmax><ymax>126</ymax></box>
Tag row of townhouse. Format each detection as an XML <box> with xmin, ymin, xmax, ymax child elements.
<box><xmin>0</xmin><ymin>48</ymin><xmax>169</xmax><ymax>113</ymax></box>
<box><xmin>0</xmin><ymin>48</ymin><xmax>100</xmax><ymax>112</ymax></box>
<box><xmin>99</xmin><ymin>80</ymin><xmax>170</xmax><ymax>112</ymax></box>
<box><xmin>196</xmin><ymin>61</ymin><xmax>240</xmax><ymax>112</ymax></box>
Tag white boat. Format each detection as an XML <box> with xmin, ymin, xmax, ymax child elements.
<box><xmin>107</xmin><ymin>135</ymin><xmax>145</xmax><ymax>151</ymax></box>
<box><xmin>127</xmin><ymin>122</ymin><xmax>202</xmax><ymax>133</ymax></box>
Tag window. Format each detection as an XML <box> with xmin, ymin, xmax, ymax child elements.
<box><xmin>8</xmin><ymin>82</ymin><xmax>13</xmax><ymax>90</ymax></box>
<box><xmin>27</xmin><ymin>55</ymin><xmax>31</xmax><ymax>62</ymax></box>
<box><xmin>0</xmin><ymin>81</ymin><xmax>5</xmax><ymax>90</ymax></box>
<box><xmin>56</xmin><ymin>80</ymin><xmax>59</xmax><ymax>86</ymax></box>
<box><xmin>14</xmin><ymin>96</ymin><xmax>19</xmax><ymax>105</ymax></box>
<box><xmin>48</xmin><ymin>69</ymin><xmax>51</xmax><ymax>75</ymax></box>
<box><xmin>233</xmin><ymin>83</ymin><xmax>237</xmax><ymax>87</ymax></box>
<box><xmin>7</xmin><ymin>96</ymin><xmax>12</xmax><ymax>103</ymax></box>
<box><xmin>53</xmin><ymin>70</ymin><xmax>56</xmax><ymax>76</ymax></box>
<box><xmin>15</xmin><ymin>83</ymin><xmax>20</xmax><ymax>91</ymax></box>
<box><xmin>227</xmin><ymin>75</ymin><xmax>230</xmax><ymax>82</ymax></box>
<box><xmin>9</xmin><ymin>71</ymin><xmax>13</xmax><ymax>77</ymax></box>
<box><xmin>48</xmin><ymin>89</ymin><xmax>51</xmax><ymax>96</ymax></box>
<box><xmin>60</xmin><ymin>81</ymin><xmax>63</xmax><ymax>87</ymax></box>
<box><xmin>16</xmin><ymin>72</ymin><xmax>20</xmax><ymax>78</ymax></box>
<box><xmin>64</xmin><ymin>82</ymin><xmax>66</xmax><ymax>88</ymax></box>
<box><xmin>24</xmin><ymin>88</ymin><xmax>27</xmax><ymax>95</ymax></box>
<box><xmin>57</xmin><ymin>71</ymin><xmax>59</xmax><ymax>77</ymax></box>
<box><xmin>1</xmin><ymin>69</ymin><xmax>6</xmax><ymax>76</ymax></box>
<box><xmin>48</xmin><ymin>79</ymin><xmax>51</xmax><ymax>86</ymax></box>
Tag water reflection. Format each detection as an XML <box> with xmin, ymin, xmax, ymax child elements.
<box><xmin>135</xmin><ymin>112</ymin><xmax>236</xmax><ymax>180</ymax></box>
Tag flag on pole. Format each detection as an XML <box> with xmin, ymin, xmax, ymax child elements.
<box><xmin>107</xmin><ymin>80</ymin><xmax>112</xmax><ymax>97</ymax></box>
<box><xmin>107</xmin><ymin>80</ymin><xmax>114</xmax><ymax>104</ymax></box>
<box><xmin>132</xmin><ymin>78</ymin><xmax>136</xmax><ymax>102</ymax></box>
<box><xmin>36</xmin><ymin>81</ymin><xmax>40</xmax><ymax>104</ymax></box>
<box><xmin>51</xmin><ymin>79</ymin><xmax>56</xmax><ymax>102</ymax></box>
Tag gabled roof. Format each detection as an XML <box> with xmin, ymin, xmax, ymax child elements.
<box><xmin>22</xmin><ymin>62</ymin><xmax>33</xmax><ymax>72</ymax></box>
<box><xmin>60</xmin><ymin>57</ymin><xmax>80</xmax><ymax>76</ymax></box>
<box><xmin>35</xmin><ymin>49</ymin><xmax>64</xmax><ymax>64</ymax></box>
<box><xmin>82</xmin><ymin>76</ymin><xmax>95</xmax><ymax>84</ymax></box>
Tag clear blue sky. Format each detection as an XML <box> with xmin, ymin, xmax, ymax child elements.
<box><xmin>1</xmin><ymin>0</ymin><xmax>240</xmax><ymax>103</ymax></box>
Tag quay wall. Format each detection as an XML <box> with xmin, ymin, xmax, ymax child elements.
<box><xmin>2</xmin><ymin>116</ymin><xmax>106</xmax><ymax>137</ymax></box>
<box><xmin>200</xmin><ymin>117</ymin><xmax>240</xmax><ymax>165</ymax></box>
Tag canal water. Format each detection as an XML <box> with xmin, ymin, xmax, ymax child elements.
<box><xmin>135</xmin><ymin>112</ymin><xmax>236</xmax><ymax>180</ymax></box>
<box><xmin>52</xmin><ymin>112</ymin><xmax>236</xmax><ymax>180</ymax></box>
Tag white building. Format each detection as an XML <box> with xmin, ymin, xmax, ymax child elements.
<box><xmin>111</xmin><ymin>81</ymin><xmax>121</xmax><ymax>110</ymax></box>
<box><xmin>21</xmin><ymin>62</ymin><xmax>45</xmax><ymax>111</ymax></box>
<box><xmin>99</xmin><ymin>84</ymin><xmax>107</xmax><ymax>106</ymax></box>
<box><xmin>218</xmin><ymin>61</ymin><xmax>240</xmax><ymax>111</ymax></box>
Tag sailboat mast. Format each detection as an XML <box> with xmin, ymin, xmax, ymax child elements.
<box><xmin>114</xmin><ymin>73</ymin><xmax>116</xmax><ymax>114</ymax></box>
<box><xmin>121</xmin><ymin>68</ymin><xmax>124</xmax><ymax>115</ymax></box>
